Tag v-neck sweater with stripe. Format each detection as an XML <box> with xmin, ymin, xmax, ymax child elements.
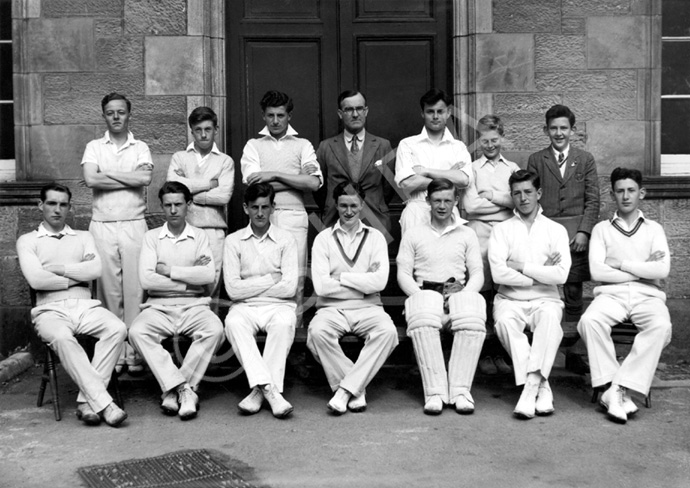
<box><xmin>311</xmin><ymin>222</ymin><xmax>389</xmax><ymax>309</ymax></box>
<box><xmin>589</xmin><ymin>213</ymin><xmax>670</xmax><ymax>298</ymax></box>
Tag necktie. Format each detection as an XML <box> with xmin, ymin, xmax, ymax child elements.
<box><xmin>558</xmin><ymin>152</ymin><xmax>565</xmax><ymax>166</ymax></box>
<box><xmin>50</xmin><ymin>234</ymin><xmax>64</xmax><ymax>240</ymax></box>
<box><xmin>351</xmin><ymin>137</ymin><xmax>359</xmax><ymax>154</ymax></box>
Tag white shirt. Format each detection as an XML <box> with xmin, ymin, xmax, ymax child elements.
<box><xmin>395</xmin><ymin>127</ymin><xmax>472</xmax><ymax>202</ymax></box>
<box><xmin>552</xmin><ymin>144</ymin><xmax>570</xmax><ymax>178</ymax></box>
<box><xmin>344</xmin><ymin>129</ymin><xmax>366</xmax><ymax>151</ymax></box>
<box><xmin>187</xmin><ymin>141</ymin><xmax>222</xmax><ymax>167</ymax></box>
<box><xmin>81</xmin><ymin>131</ymin><xmax>153</xmax><ymax>221</ymax></box>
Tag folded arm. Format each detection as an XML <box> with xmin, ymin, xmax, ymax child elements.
<box><xmin>396</xmin><ymin>235</ymin><xmax>423</xmax><ymax>296</ymax></box>
<box><xmin>312</xmin><ymin>235</ymin><xmax>364</xmax><ymax>299</ymax></box>
<box><xmin>339</xmin><ymin>233</ymin><xmax>389</xmax><ymax>294</ymax></box>
<box><xmin>83</xmin><ymin>162</ymin><xmax>152</xmax><ymax>190</ymax></box>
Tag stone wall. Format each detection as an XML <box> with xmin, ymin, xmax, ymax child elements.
<box><xmin>455</xmin><ymin>0</ymin><xmax>690</xmax><ymax>302</ymax></box>
<box><xmin>1</xmin><ymin>0</ymin><xmax>225</xmax><ymax>356</ymax></box>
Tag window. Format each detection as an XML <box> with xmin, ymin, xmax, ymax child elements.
<box><xmin>661</xmin><ymin>0</ymin><xmax>690</xmax><ymax>175</ymax></box>
<box><xmin>0</xmin><ymin>0</ymin><xmax>13</xmax><ymax>181</ymax></box>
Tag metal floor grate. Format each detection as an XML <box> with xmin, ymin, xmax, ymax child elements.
<box><xmin>78</xmin><ymin>449</ymin><xmax>258</xmax><ymax>488</ymax></box>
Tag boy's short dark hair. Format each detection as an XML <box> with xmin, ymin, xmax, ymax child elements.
<box><xmin>610</xmin><ymin>167</ymin><xmax>643</xmax><ymax>189</ymax></box>
<box><xmin>260</xmin><ymin>90</ymin><xmax>294</xmax><ymax>113</ymax></box>
<box><xmin>509</xmin><ymin>170</ymin><xmax>541</xmax><ymax>191</ymax></box>
<box><xmin>544</xmin><ymin>104</ymin><xmax>575</xmax><ymax>127</ymax></box>
<box><xmin>419</xmin><ymin>88</ymin><xmax>453</xmax><ymax>110</ymax></box>
<box><xmin>244</xmin><ymin>182</ymin><xmax>276</xmax><ymax>205</ymax></box>
<box><xmin>332</xmin><ymin>181</ymin><xmax>366</xmax><ymax>202</ymax></box>
<box><xmin>188</xmin><ymin>106</ymin><xmax>218</xmax><ymax>128</ymax></box>
<box><xmin>476</xmin><ymin>115</ymin><xmax>504</xmax><ymax>137</ymax></box>
<box><xmin>158</xmin><ymin>181</ymin><xmax>192</xmax><ymax>203</ymax></box>
<box><xmin>40</xmin><ymin>182</ymin><xmax>72</xmax><ymax>202</ymax></box>
<box><xmin>101</xmin><ymin>92</ymin><xmax>131</xmax><ymax>113</ymax></box>
<box><xmin>427</xmin><ymin>178</ymin><xmax>456</xmax><ymax>198</ymax></box>
<box><xmin>337</xmin><ymin>90</ymin><xmax>366</xmax><ymax>109</ymax></box>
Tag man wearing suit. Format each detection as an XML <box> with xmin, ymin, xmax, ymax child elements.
<box><xmin>526</xmin><ymin>105</ymin><xmax>599</xmax><ymax>323</ymax></box>
<box><xmin>316</xmin><ymin>90</ymin><xmax>394</xmax><ymax>237</ymax></box>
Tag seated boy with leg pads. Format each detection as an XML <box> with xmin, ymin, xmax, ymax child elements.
<box><xmin>397</xmin><ymin>178</ymin><xmax>486</xmax><ymax>415</ymax></box>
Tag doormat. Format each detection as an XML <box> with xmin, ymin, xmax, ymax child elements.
<box><xmin>78</xmin><ymin>449</ymin><xmax>258</xmax><ymax>488</ymax></box>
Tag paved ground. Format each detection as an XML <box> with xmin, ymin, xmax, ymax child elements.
<box><xmin>1</xmin><ymin>357</ymin><xmax>689</xmax><ymax>488</ymax></box>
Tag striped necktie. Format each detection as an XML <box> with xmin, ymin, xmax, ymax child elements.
<box><xmin>350</xmin><ymin>137</ymin><xmax>360</xmax><ymax>154</ymax></box>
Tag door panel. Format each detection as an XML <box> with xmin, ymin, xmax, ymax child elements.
<box><xmin>246</xmin><ymin>0</ymin><xmax>321</xmax><ymax>19</ymax></box>
<box><xmin>226</xmin><ymin>0</ymin><xmax>450</xmax><ymax>232</ymax></box>
<box><xmin>244</xmin><ymin>41</ymin><xmax>323</xmax><ymax>141</ymax></box>
<box><xmin>357</xmin><ymin>39</ymin><xmax>434</xmax><ymax>147</ymax></box>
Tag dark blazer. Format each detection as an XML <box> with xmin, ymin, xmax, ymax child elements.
<box><xmin>527</xmin><ymin>146</ymin><xmax>600</xmax><ymax>238</ymax></box>
<box><xmin>527</xmin><ymin>146</ymin><xmax>599</xmax><ymax>282</ymax></box>
<box><xmin>316</xmin><ymin>132</ymin><xmax>394</xmax><ymax>235</ymax></box>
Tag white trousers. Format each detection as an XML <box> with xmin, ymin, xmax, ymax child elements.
<box><xmin>307</xmin><ymin>306</ymin><xmax>398</xmax><ymax>397</ymax></box>
<box><xmin>493</xmin><ymin>296</ymin><xmax>564</xmax><ymax>386</ymax></box>
<box><xmin>577</xmin><ymin>289</ymin><xmax>672</xmax><ymax>395</ymax></box>
<box><xmin>89</xmin><ymin>219</ymin><xmax>146</xmax><ymax>328</ymax></box>
<box><xmin>271</xmin><ymin>208</ymin><xmax>308</xmax><ymax>323</ymax></box>
<box><xmin>32</xmin><ymin>299</ymin><xmax>127</xmax><ymax>412</ymax></box>
<box><xmin>224</xmin><ymin>302</ymin><xmax>296</xmax><ymax>392</ymax></box>
<box><xmin>128</xmin><ymin>303</ymin><xmax>224</xmax><ymax>393</ymax></box>
<box><xmin>400</xmin><ymin>200</ymin><xmax>460</xmax><ymax>235</ymax></box>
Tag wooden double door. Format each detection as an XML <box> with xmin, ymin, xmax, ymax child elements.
<box><xmin>226</xmin><ymin>0</ymin><xmax>452</xmax><ymax>231</ymax></box>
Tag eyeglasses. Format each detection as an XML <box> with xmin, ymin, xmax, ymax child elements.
<box><xmin>341</xmin><ymin>106</ymin><xmax>367</xmax><ymax>115</ymax></box>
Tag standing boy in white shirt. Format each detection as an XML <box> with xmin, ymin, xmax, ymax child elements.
<box><xmin>81</xmin><ymin>92</ymin><xmax>153</xmax><ymax>374</ymax></box>
<box><xmin>395</xmin><ymin>89</ymin><xmax>472</xmax><ymax>234</ymax></box>
<box><xmin>462</xmin><ymin>115</ymin><xmax>519</xmax><ymax>375</ymax></box>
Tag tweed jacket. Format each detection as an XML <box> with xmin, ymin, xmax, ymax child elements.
<box><xmin>526</xmin><ymin>146</ymin><xmax>600</xmax><ymax>239</ymax></box>
<box><xmin>316</xmin><ymin>131</ymin><xmax>395</xmax><ymax>234</ymax></box>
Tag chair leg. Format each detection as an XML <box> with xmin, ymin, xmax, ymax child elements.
<box><xmin>645</xmin><ymin>391</ymin><xmax>652</xmax><ymax>408</ymax></box>
<box><xmin>37</xmin><ymin>351</ymin><xmax>49</xmax><ymax>408</ymax></box>
<box><xmin>110</xmin><ymin>371</ymin><xmax>124</xmax><ymax>409</ymax></box>
<box><xmin>46</xmin><ymin>347</ymin><xmax>61</xmax><ymax>421</ymax></box>
<box><xmin>590</xmin><ymin>388</ymin><xmax>600</xmax><ymax>404</ymax></box>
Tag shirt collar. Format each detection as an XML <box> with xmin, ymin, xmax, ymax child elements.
<box><xmin>477</xmin><ymin>154</ymin><xmax>508</xmax><ymax>167</ymax></box>
<box><xmin>420</xmin><ymin>126</ymin><xmax>455</xmax><ymax>143</ymax></box>
<box><xmin>612</xmin><ymin>210</ymin><xmax>645</xmax><ymax>225</ymax></box>
<box><xmin>344</xmin><ymin>129</ymin><xmax>366</xmax><ymax>144</ymax></box>
<box><xmin>101</xmin><ymin>131</ymin><xmax>136</xmax><ymax>148</ymax></box>
<box><xmin>158</xmin><ymin>223</ymin><xmax>195</xmax><ymax>241</ymax></box>
<box><xmin>428</xmin><ymin>215</ymin><xmax>466</xmax><ymax>236</ymax></box>
<box><xmin>186</xmin><ymin>141</ymin><xmax>221</xmax><ymax>155</ymax></box>
<box><xmin>552</xmin><ymin>144</ymin><xmax>570</xmax><ymax>161</ymax></box>
<box><xmin>36</xmin><ymin>223</ymin><xmax>76</xmax><ymax>238</ymax></box>
<box><xmin>240</xmin><ymin>223</ymin><xmax>277</xmax><ymax>242</ymax></box>
<box><xmin>258</xmin><ymin>124</ymin><xmax>299</xmax><ymax>140</ymax></box>
<box><xmin>512</xmin><ymin>205</ymin><xmax>545</xmax><ymax>222</ymax></box>
<box><xmin>332</xmin><ymin>219</ymin><xmax>366</xmax><ymax>236</ymax></box>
